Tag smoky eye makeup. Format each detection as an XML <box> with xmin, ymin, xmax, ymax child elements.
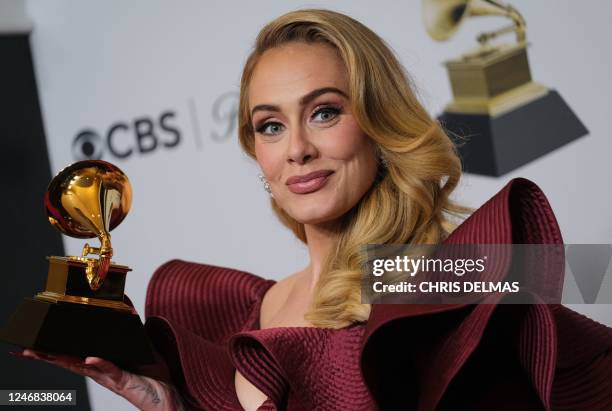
<box><xmin>251</xmin><ymin>96</ymin><xmax>346</xmax><ymax>134</ymax></box>
<box><xmin>310</xmin><ymin>103</ymin><xmax>343</xmax><ymax>122</ymax></box>
<box><xmin>255</xmin><ymin>121</ymin><xmax>284</xmax><ymax>135</ymax></box>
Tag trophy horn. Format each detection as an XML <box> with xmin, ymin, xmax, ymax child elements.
<box><xmin>45</xmin><ymin>160</ymin><xmax>132</xmax><ymax>291</ymax></box>
<box><xmin>422</xmin><ymin>0</ymin><xmax>526</xmax><ymax>45</ymax></box>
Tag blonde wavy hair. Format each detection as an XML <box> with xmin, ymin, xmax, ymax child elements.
<box><xmin>238</xmin><ymin>9</ymin><xmax>471</xmax><ymax>328</ymax></box>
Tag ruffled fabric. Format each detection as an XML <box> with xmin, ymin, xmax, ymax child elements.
<box><xmin>144</xmin><ymin>261</ymin><xmax>275</xmax><ymax>410</ymax></box>
<box><xmin>144</xmin><ymin>178</ymin><xmax>612</xmax><ymax>410</ymax></box>
<box><xmin>230</xmin><ymin>325</ymin><xmax>372</xmax><ymax>410</ymax></box>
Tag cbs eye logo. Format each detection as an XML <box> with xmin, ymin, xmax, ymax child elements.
<box><xmin>72</xmin><ymin>110</ymin><xmax>181</xmax><ymax>161</ymax></box>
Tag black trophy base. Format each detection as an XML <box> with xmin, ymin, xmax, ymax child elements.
<box><xmin>0</xmin><ymin>297</ymin><xmax>156</xmax><ymax>372</ymax></box>
<box><xmin>439</xmin><ymin>89</ymin><xmax>588</xmax><ymax>176</ymax></box>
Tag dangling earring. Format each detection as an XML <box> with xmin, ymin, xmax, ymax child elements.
<box><xmin>379</xmin><ymin>154</ymin><xmax>389</xmax><ymax>168</ymax></box>
<box><xmin>258</xmin><ymin>173</ymin><xmax>274</xmax><ymax>198</ymax></box>
<box><xmin>377</xmin><ymin>147</ymin><xmax>389</xmax><ymax>168</ymax></box>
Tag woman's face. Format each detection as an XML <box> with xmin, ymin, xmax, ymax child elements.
<box><xmin>249</xmin><ymin>41</ymin><xmax>378</xmax><ymax>225</ymax></box>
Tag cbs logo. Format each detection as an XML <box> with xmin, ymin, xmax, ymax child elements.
<box><xmin>72</xmin><ymin>110</ymin><xmax>181</xmax><ymax>160</ymax></box>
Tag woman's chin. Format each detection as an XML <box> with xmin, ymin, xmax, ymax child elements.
<box><xmin>281</xmin><ymin>194</ymin><xmax>350</xmax><ymax>225</ymax></box>
<box><xmin>288</xmin><ymin>207</ymin><xmax>346</xmax><ymax>226</ymax></box>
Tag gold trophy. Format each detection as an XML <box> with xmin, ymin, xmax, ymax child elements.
<box><xmin>0</xmin><ymin>160</ymin><xmax>155</xmax><ymax>370</ymax></box>
<box><xmin>423</xmin><ymin>0</ymin><xmax>587</xmax><ymax>176</ymax></box>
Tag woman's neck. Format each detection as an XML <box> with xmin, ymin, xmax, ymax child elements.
<box><xmin>302</xmin><ymin>221</ymin><xmax>340</xmax><ymax>291</ymax></box>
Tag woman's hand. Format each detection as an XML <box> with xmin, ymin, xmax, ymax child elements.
<box><xmin>14</xmin><ymin>349</ymin><xmax>188</xmax><ymax>411</ymax></box>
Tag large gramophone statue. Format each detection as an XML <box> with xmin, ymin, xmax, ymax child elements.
<box><xmin>0</xmin><ymin>160</ymin><xmax>155</xmax><ymax>370</ymax></box>
<box><xmin>423</xmin><ymin>0</ymin><xmax>588</xmax><ymax>176</ymax></box>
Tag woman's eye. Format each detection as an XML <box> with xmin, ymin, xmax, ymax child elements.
<box><xmin>312</xmin><ymin>106</ymin><xmax>341</xmax><ymax>123</ymax></box>
<box><xmin>256</xmin><ymin>122</ymin><xmax>284</xmax><ymax>136</ymax></box>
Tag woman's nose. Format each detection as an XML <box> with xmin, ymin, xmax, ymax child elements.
<box><xmin>286</xmin><ymin>126</ymin><xmax>317</xmax><ymax>165</ymax></box>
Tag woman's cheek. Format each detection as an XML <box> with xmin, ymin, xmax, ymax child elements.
<box><xmin>255</xmin><ymin>143</ymin><xmax>285</xmax><ymax>182</ymax></box>
<box><xmin>322</xmin><ymin>117</ymin><xmax>368</xmax><ymax>157</ymax></box>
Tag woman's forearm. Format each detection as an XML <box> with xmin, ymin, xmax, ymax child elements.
<box><xmin>122</xmin><ymin>375</ymin><xmax>191</xmax><ymax>411</ymax></box>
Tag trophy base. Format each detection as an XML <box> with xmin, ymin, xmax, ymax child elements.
<box><xmin>444</xmin><ymin>43</ymin><xmax>537</xmax><ymax>116</ymax></box>
<box><xmin>439</xmin><ymin>89</ymin><xmax>588</xmax><ymax>176</ymax></box>
<box><xmin>0</xmin><ymin>297</ymin><xmax>156</xmax><ymax>372</ymax></box>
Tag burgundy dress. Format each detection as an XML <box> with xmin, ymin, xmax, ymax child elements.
<box><xmin>143</xmin><ymin>178</ymin><xmax>612</xmax><ymax>411</ymax></box>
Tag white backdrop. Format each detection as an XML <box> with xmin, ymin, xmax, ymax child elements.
<box><xmin>22</xmin><ymin>1</ymin><xmax>612</xmax><ymax>409</ymax></box>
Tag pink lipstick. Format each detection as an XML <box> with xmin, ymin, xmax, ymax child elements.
<box><xmin>286</xmin><ymin>170</ymin><xmax>334</xmax><ymax>194</ymax></box>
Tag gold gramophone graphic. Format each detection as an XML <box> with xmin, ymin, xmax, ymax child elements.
<box><xmin>423</xmin><ymin>0</ymin><xmax>588</xmax><ymax>176</ymax></box>
<box><xmin>0</xmin><ymin>160</ymin><xmax>155</xmax><ymax>369</ymax></box>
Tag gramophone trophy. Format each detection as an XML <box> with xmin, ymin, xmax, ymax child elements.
<box><xmin>422</xmin><ymin>0</ymin><xmax>588</xmax><ymax>176</ymax></box>
<box><xmin>0</xmin><ymin>160</ymin><xmax>155</xmax><ymax>370</ymax></box>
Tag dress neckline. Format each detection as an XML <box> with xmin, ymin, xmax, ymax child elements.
<box><xmin>241</xmin><ymin>278</ymin><xmax>274</xmax><ymax>332</ymax></box>
<box><xmin>241</xmin><ymin>278</ymin><xmax>358</xmax><ymax>333</ymax></box>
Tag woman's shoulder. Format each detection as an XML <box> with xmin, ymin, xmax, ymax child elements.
<box><xmin>145</xmin><ymin>259</ymin><xmax>275</xmax><ymax>342</ymax></box>
<box><xmin>146</xmin><ymin>259</ymin><xmax>273</xmax><ymax>304</ymax></box>
<box><xmin>149</xmin><ymin>258</ymin><xmax>270</xmax><ymax>285</ymax></box>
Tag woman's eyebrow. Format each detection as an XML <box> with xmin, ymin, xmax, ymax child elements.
<box><xmin>251</xmin><ymin>87</ymin><xmax>348</xmax><ymax>116</ymax></box>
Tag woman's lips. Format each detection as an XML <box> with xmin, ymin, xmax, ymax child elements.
<box><xmin>286</xmin><ymin>171</ymin><xmax>334</xmax><ymax>194</ymax></box>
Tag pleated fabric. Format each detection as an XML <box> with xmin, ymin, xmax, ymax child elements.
<box><xmin>144</xmin><ymin>178</ymin><xmax>612</xmax><ymax>410</ymax></box>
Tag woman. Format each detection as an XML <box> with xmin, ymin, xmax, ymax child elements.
<box><xmin>18</xmin><ymin>8</ymin><xmax>612</xmax><ymax>411</ymax></box>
